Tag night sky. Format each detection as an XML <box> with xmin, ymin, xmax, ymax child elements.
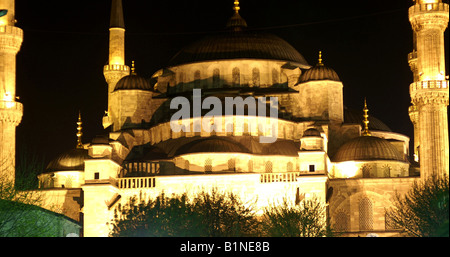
<box><xmin>14</xmin><ymin>0</ymin><xmax>449</xmax><ymax>165</ymax></box>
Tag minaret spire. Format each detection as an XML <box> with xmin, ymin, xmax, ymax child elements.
<box><xmin>362</xmin><ymin>98</ymin><xmax>371</xmax><ymax>136</ymax></box>
<box><xmin>110</xmin><ymin>0</ymin><xmax>125</xmax><ymax>29</ymax></box>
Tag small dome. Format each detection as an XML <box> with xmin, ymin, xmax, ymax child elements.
<box><xmin>333</xmin><ymin>136</ymin><xmax>405</xmax><ymax>162</ymax></box>
<box><xmin>298</xmin><ymin>64</ymin><xmax>340</xmax><ymax>83</ymax></box>
<box><xmin>114</xmin><ymin>74</ymin><xmax>152</xmax><ymax>92</ymax></box>
<box><xmin>302</xmin><ymin>128</ymin><xmax>322</xmax><ymax>137</ymax></box>
<box><xmin>226</xmin><ymin>12</ymin><xmax>248</xmax><ymax>30</ymax></box>
<box><xmin>45</xmin><ymin>148</ymin><xmax>90</xmax><ymax>172</ymax></box>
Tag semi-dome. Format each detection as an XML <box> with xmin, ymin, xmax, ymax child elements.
<box><xmin>45</xmin><ymin>148</ymin><xmax>90</xmax><ymax>172</ymax></box>
<box><xmin>175</xmin><ymin>137</ymin><xmax>249</xmax><ymax>156</ymax></box>
<box><xmin>332</xmin><ymin>136</ymin><xmax>405</xmax><ymax>162</ymax></box>
<box><xmin>114</xmin><ymin>74</ymin><xmax>152</xmax><ymax>91</ymax></box>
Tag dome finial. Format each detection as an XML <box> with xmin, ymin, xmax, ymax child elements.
<box><xmin>362</xmin><ymin>98</ymin><xmax>371</xmax><ymax>136</ymax></box>
<box><xmin>317</xmin><ymin>50</ymin><xmax>324</xmax><ymax>66</ymax></box>
<box><xmin>76</xmin><ymin>111</ymin><xmax>83</xmax><ymax>148</ymax></box>
<box><xmin>131</xmin><ymin>61</ymin><xmax>136</xmax><ymax>75</ymax></box>
<box><xmin>233</xmin><ymin>0</ymin><xmax>241</xmax><ymax>14</ymax></box>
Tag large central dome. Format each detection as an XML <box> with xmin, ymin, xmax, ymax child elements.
<box><xmin>168</xmin><ymin>9</ymin><xmax>309</xmax><ymax>68</ymax></box>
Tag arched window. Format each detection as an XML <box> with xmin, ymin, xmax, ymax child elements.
<box><xmin>252</xmin><ymin>68</ymin><xmax>260</xmax><ymax>87</ymax></box>
<box><xmin>226</xmin><ymin>122</ymin><xmax>233</xmax><ymax>136</ymax></box>
<box><xmin>359</xmin><ymin>197</ymin><xmax>374</xmax><ymax>231</ymax></box>
<box><xmin>334</xmin><ymin>211</ymin><xmax>349</xmax><ymax>232</ymax></box>
<box><xmin>243</xmin><ymin>122</ymin><xmax>249</xmax><ymax>136</ymax></box>
<box><xmin>248</xmin><ymin>160</ymin><xmax>253</xmax><ymax>172</ymax></box>
<box><xmin>213</xmin><ymin>68</ymin><xmax>220</xmax><ymax>88</ymax></box>
<box><xmin>184</xmin><ymin>160</ymin><xmax>190</xmax><ymax>171</ymax></box>
<box><xmin>272</xmin><ymin>68</ymin><xmax>279</xmax><ymax>85</ymax></box>
<box><xmin>194</xmin><ymin>70</ymin><xmax>201</xmax><ymax>88</ymax></box>
<box><xmin>265</xmin><ymin>161</ymin><xmax>273</xmax><ymax>173</ymax></box>
<box><xmin>362</xmin><ymin>164</ymin><xmax>372</xmax><ymax>178</ymax></box>
<box><xmin>383</xmin><ymin>165</ymin><xmax>391</xmax><ymax>178</ymax></box>
<box><xmin>228</xmin><ymin>158</ymin><xmax>236</xmax><ymax>171</ymax></box>
<box><xmin>205</xmin><ymin>158</ymin><xmax>212</xmax><ymax>173</ymax></box>
<box><xmin>287</xmin><ymin>162</ymin><xmax>293</xmax><ymax>172</ymax></box>
<box><xmin>232</xmin><ymin>67</ymin><xmax>240</xmax><ymax>86</ymax></box>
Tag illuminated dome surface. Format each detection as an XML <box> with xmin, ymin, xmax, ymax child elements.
<box><xmin>114</xmin><ymin>74</ymin><xmax>152</xmax><ymax>91</ymax></box>
<box><xmin>333</xmin><ymin>136</ymin><xmax>404</xmax><ymax>162</ymax></box>
<box><xmin>169</xmin><ymin>10</ymin><xmax>309</xmax><ymax>68</ymax></box>
<box><xmin>298</xmin><ymin>64</ymin><xmax>340</xmax><ymax>83</ymax></box>
<box><xmin>45</xmin><ymin>148</ymin><xmax>89</xmax><ymax>172</ymax></box>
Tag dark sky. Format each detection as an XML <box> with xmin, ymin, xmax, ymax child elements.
<box><xmin>14</xmin><ymin>0</ymin><xmax>449</xmax><ymax>165</ymax></box>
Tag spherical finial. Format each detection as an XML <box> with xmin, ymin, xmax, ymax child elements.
<box><xmin>131</xmin><ymin>61</ymin><xmax>136</xmax><ymax>75</ymax></box>
<box><xmin>233</xmin><ymin>0</ymin><xmax>241</xmax><ymax>14</ymax></box>
<box><xmin>317</xmin><ymin>51</ymin><xmax>324</xmax><ymax>66</ymax></box>
<box><xmin>76</xmin><ymin>111</ymin><xmax>84</xmax><ymax>148</ymax></box>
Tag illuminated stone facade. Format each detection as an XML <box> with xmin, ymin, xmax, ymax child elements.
<box><xmin>3</xmin><ymin>0</ymin><xmax>448</xmax><ymax>237</ymax></box>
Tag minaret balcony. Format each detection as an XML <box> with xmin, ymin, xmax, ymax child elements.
<box><xmin>408</xmin><ymin>51</ymin><xmax>417</xmax><ymax>62</ymax></box>
<box><xmin>410</xmin><ymin>80</ymin><xmax>449</xmax><ymax>91</ymax></box>
<box><xmin>409</xmin><ymin>2</ymin><xmax>449</xmax><ymax>15</ymax></box>
<box><xmin>0</xmin><ymin>26</ymin><xmax>23</xmax><ymax>53</ymax></box>
<box><xmin>409</xmin><ymin>2</ymin><xmax>449</xmax><ymax>30</ymax></box>
<box><xmin>0</xmin><ymin>100</ymin><xmax>23</xmax><ymax>125</ymax></box>
<box><xmin>0</xmin><ymin>25</ymin><xmax>23</xmax><ymax>35</ymax></box>
<box><xmin>103</xmin><ymin>64</ymin><xmax>129</xmax><ymax>72</ymax></box>
<box><xmin>410</xmin><ymin>80</ymin><xmax>449</xmax><ymax>105</ymax></box>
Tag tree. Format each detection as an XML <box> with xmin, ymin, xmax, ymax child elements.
<box><xmin>191</xmin><ymin>189</ymin><xmax>259</xmax><ymax>237</ymax></box>
<box><xmin>261</xmin><ymin>197</ymin><xmax>331</xmax><ymax>237</ymax></box>
<box><xmin>110</xmin><ymin>189</ymin><xmax>260</xmax><ymax>237</ymax></box>
<box><xmin>15</xmin><ymin>144</ymin><xmax>46</xmax><ymax>190</ymax></box>
<box><xmin>0</xmin><ymin>164</ymin><xmax>50</xmax><ymax>236</ymax></box>
<box><xmin>111</xmin><ymin>192</ymin><xmax>199</xmax><ymax>237</ymax></box>
<box><xmin>0</xmin><ymin>148</ymin><xmax>56</xmax><ymax>237</ymax></box>
<box><xmin>386</xmin><ymin>175</ymin><xmax>449</xmax><ymax>237</ymax></box>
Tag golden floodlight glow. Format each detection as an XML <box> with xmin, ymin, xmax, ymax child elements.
<box><xmin>339</xmin><ymin>161</ymin><xmax>359</xmax><ymax>178</ymax></box>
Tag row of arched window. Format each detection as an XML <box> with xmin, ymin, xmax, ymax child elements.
<box><xmin>172</xmin><ymin>67</ymin><xmax>282</xmax><ymax>88</ymax></box>
<box><xmin>183</xmin><ymin>159</ymin><xmax>301</xmax><ymax>173</ymax></box>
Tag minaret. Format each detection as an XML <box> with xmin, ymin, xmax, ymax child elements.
<box><xmin>103</xmin><ymin>0</ymin><xmax>130</xmax><ymax>129</ymax></box>
<box><xmin>0</xmin><ymin>0</ymin><xmax>23</xmax><ymax>186</ymax></box>
<box><xmin>408</xmin><ymin>0</ymin><xmax>449</xmax><ymax>178</ymax></box>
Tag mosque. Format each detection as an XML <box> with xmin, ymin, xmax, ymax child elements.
<box><xmin>0</xmin><ymin>0</ymin><xmax>448</xmax><ymax>237</ymax></box>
